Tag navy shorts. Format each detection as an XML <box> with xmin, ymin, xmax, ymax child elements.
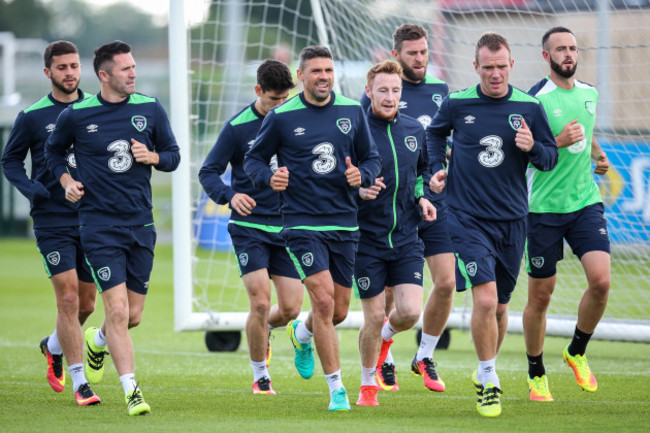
<box><xmin>448</xmin><ymin>209</ymin><xmax>526</xmax><ymax>304</ymax></box>
<box><xmin>526</xmin><ymin>202</ymin><xmax>610</xmax><ymax>279</ymax></box>
<box><xmin>418</xmin><ymin>202</ymin><xmax>454</xmax><ymax>257</ymax></box>
<box><xmin>34</xmin><ymin>226</ymin><xmax>93</xmax><ymax>282</ymax></box>
<box><xmin>283</xmin><ymin>229</ymin><xmax>359</xmax><ymax>288</ymax></box>
<box><xmin>354</xmin><ymin>240</ymin><xmax>425</xmax><ymax>299</ymax></box>
<box><xmin>228</xmin><ymin>223</ymin><xmax>299</xmax><ymax>279</ymax></box>
<box><xmin>80</xmin><ymin>224</ymin><xmax>156</xmax><ymax>294</ymax></box>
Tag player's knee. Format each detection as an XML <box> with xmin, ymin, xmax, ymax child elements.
<box><xmin>57</xmin><ymin>292</ymin><xmax>79</xmax><ymax>317</ymax></box>
<box><xmin>250</xmin><ymin>299</ymin><xmax>271</xmax><ymax>319</ymax></box>
<box><xmin>278</xmin><ymin>304</ymin><xmax>300</xmax><ymax>322</ymax></box>
<box><xmin>78</xmin><ymin>301</ymin><xmax>95</xmax><ymax>324</ymax></box>
<box><xmin>128</xmin><ymin>312</ymin><xmax>142</xmax><ymax>329</ymax></box>
<box><xmin>434</xmin><ymin>276</ymin><xmax>455</xmax><ymax>297</ymax></box>
<box><xmin>589</xmin><ymin>276</ymin><xmax>610</xmax><ymax>300</ymax></box>
<box><xmin>332</xmin><ymin>307</ymin><xmax>348</xmax><ymax>326</ymax></box>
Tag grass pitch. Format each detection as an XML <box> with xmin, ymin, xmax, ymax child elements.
<box><xmin>0</xmin><ymin>238</ymin><xmax>648</xmax><ymax>432</ymax></box>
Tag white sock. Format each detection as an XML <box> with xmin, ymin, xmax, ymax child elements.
<box><xmin>251</xmin><ymin>359</ymin><xmax>269</xmax><ymax>382</ymax></box>
<box><xmin>361</xmin><ymin>366</ymin><xmax>376</xmax><ymax>387</ymax></box>
<box><xmin>381</xmin><ymin>321</ymin><xmax>397</xmax><ymax>341</ymax></box>
<box><xmin>325</xmin><ymin>370</ymin><xmax>344</xmax><ymax>394</ymax></box>
<box><xmin>95</xmin><ymin>327</ymin><xmax>107</xmax><ymax>348</ymax></box>
<box><xmin>416</xmin><ymin>332</ymin><xmax>441</xmax><ymax>361</ymax></box>
<box><xmin>295</xmin><ymin>321</ymin><xmax>313</xmax><ymax>344</ymax></box>
<box><xmin>120</xmin><ymin>373</ymin><xmax>137</xmax><ymax>395</ymax></box>
<box><xmin>384</xmin><ymin>350</ymin><xmax>394</xmax><ymax>365</ymax></box>
<box><xmin>48</xmin><ymin>330</ymin><xmax>62</xmax><ymax>355</ymax></box>
<box><xmin>68</xmin><ymin>363</ymin><xmax>87</xmax><ymax>392</ymax></box>
<box><xmin>478</xmin><ymin>357</ymin><xmax>499</xmax><ymax>388</ymax></box>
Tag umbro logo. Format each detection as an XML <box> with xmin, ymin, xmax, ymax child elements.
<box><xmin>414</xmin><ymin>272</ymin><xmax>422</xmax><ymax>280</ymax></box>
<box><xmin>86</xmin><ymin>124</ymin><xmax>98</xmax><ymax>133</ymax></box>
<box><xmin>399</xmin><ymin>101</ymin><xmax>408</xmax><ymax>109</ymax></box>
<box><xmin>553</xmin><ymin>108</ymin><xmax>563</xmax><ymax>117</ymax></box>
<box><xmin>464</xmin><ymin>115</ymin><xmax>475</xmax><ymax>124</ymax></box>
<box><xmin>294</xmin><ymin>127</ymin><xmax>305</xmax><ymax>136</ymax></box>
<box><xmin>599</xmin><ymin>228</ymin><xmax>608</xmax><ymax>236</ymax></box>
<box><xmin>46</xmin><ymin>123</ymin><xmax>55</xmax><ymax>133</ymax></box>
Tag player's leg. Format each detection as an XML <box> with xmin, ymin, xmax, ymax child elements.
<box><xmin>77</xmin><ymin>280</ymin><xmax>96</xmax><ymax>325</ymax></box>
<box><xmin>563</xmin><ymin>203</ymin><xmax>610</xmax><ymax>392</ymax></box>
<box><xmin>522</xmin><ymin>211</ymin><xmax>565</xmax><ymax>401</ymax></box>
<box><xmin>414</xmin><ymin>252</ymin><xmax>455</xmax><ymax>392</ymax></box>
<box><xmin>242</xmin><ymin>269</ymin><xmax>275</xmax><ymax>394</ymax></box>
<box><xmin>267</xmin><ymin>237</ymin><xmax>303</xmax><ymax>329</ymax></box>
<box><xmin>357</xmin><ymin>291</ymin><xmax>384</xmax><ymax>406</ymax></box>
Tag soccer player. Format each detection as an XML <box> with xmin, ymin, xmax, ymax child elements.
<box><xmin>361</xmin><ymin>23</ymin><xmax>455</xmax><ymax>393</ymax></box>
<box><xmin>198</xmin><ymin>60</ymin><xmax>304</xmax><ymax>395</ymax></box>
<box><xmin>1</xmin><ymin>40</ymin><xmax>100</xmax><ymax>406</ymax></box>
<box><xmin>244</xmin><ymin>45</ymin><xmax>382</xmax><ymax>412</ymax></box>
<box><xmin>45</xmin><ymin>40</ymin><xmax>180</xmax><ymax>415</ymax></box>
<box><xmin>355</xmin><ymin>60</ymin><xmax>436</xmax><ymax>406</ymax></box>
<box><xmin>427</xmin><ymin>32</ymin><xmax>558</xmax><ymax>417</ymax></box>
<box><xmin>523</xmin><ymin>27</ymin><xmax>611</xmax><ymax>401</ymax></box>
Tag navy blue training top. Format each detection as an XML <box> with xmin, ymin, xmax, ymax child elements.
<box><xmin>427</xmin><ymin>84</ymin><xmax>558</xmax><ymax>221</ymax></box>
<box><xmin>199</xmin><ymin>101</ymin><xmax>282</xmax><ymax>227</ymax></box>
<box><xmin>1</xmin><ymin>90</ymin><xmax>86</xmax><ymax>228</ymax></box>
<box><xmin>244</xmin><ymin>92</ymin><xmax>382</xmax><ymax>230</ymax></box>
<box><xmin>357</xmin><ymin>110</ymin><xmax>427</xmax><ymax>251</ymax></box>
<box><xmin>45</xmin><ymin>92</ymin><xmax>180</xmax><ymax>226</ymax></box>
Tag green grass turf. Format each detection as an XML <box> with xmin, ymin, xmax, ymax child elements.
<box><xmin>1</xmin><ymin>238</ymin><xmax>648</xmax><ymax>432</ymax></box>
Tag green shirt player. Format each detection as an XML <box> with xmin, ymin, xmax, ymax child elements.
<box><xmin>523</xmin><ymin>27</ymin><xmax>611</xmax><ymax>402</ymax></box>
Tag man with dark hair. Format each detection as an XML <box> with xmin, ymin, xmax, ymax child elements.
<box><xmin>45</xmin><ymin>40</ymin><xmax>180</xmax><ymax>415</ymax></box>
<box><xmin>360</xmin><ymin>23</ymin><xmax>454</xmax><ymax>394</ymax></box>
<box><xmin>245</xmin><ymin>45</ymin><xmax>381</xmax><ymax>412</ymax></box>
<box><xmin>524</xmin><ymin>26</ymin><xmax>610</xmax><ymax>401</ymax></box>
<box><xmin>1</xmin><ymin>40</ymin><xmax>100</xmax><ymax>406</ymax></box>
<box><xmin>427</xmin><ymin>32</ymin><xmax>558</xmax><ymax>417</ymax></box>
<box><xmin>199</xmin><ymin>60</ymin><xmax>303</xmax><ymax>396</ymax></box>
<box><xmin>355</xmin><ymin>60</ymin><xmax>435</xmax><ymax>406</ymax></box>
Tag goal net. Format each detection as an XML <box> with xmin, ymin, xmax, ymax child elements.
<box><xmin>170</xmin><ymin>0</ymin><xmax>650</xmax><ymax>342</ymax></box>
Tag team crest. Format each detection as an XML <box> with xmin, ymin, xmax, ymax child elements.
<box><xmin>508</xmin><ymin>114</ymin><xmax>523</xmax><ymax>130</ymax></box>
<box><xmin>238</xmin><ymin>253</ymin><xmax>249</xmax><ymax>267</ymax></box>
<box><xmin>47</xmin><ymin>251</ymin><xmax>60</xmax><ymax>266</ymax></box>
<box><xmin>357</xmin><ymin>277</ymin><xmax>370</xmax><ymax>291</ymax></box>
<box><xmin>432</xmin><ymin>94</ymin><xmax>443</xmax><ymax>108</ymax></box>
<box><xmin>531</xmin><ymin>257</ymin><xmax>544</xmax><ymax>269</ymax></box>
<box><xmin>131</xmin><ymin>115</ymin><xmax>147</xmax><ymax>132</ymax></box>
<box><xmin>466</xmin><ymin>262</ymin><xmax>477</xmax><ymax>277</ymax></box>
<box><xmin>336</xmin><ymin>118</ymin><xmax>351</xmax><ymax>134</ymax></box>
<box><xmin>301</xmin><ymin>252</ymin><xmax>314</xmax><ymax>267</ymax></box>
<box><xmin>404</xmin><ymin>136</ymin><xmax>418</xmax><ymax>152</ymax></box>
<box><xmin>97</xmin><ymin>266</ymin><xmax>111</xmax><ymax>282</ymax></box>
<box><xmin>585</xmin><ymin>101</ymin><xmax>596</xmax><ymax>116</ymax></box>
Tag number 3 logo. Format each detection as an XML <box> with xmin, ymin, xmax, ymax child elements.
<box><xmin>107</xmin><ymin>140</ymin><xmax>133</xmax><ymax>173</ymax></box>
<box><xmin>311</xmin><ymin>142</ymin><xmax>337</xmax><ymax>174</ymax></box>
<box><xmin>478</xmin><ymin>135</ymin><xmax>504</xmax><ymax>168</ymax></box>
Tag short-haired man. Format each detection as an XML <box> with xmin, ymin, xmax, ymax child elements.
<box><xmin>245</xmin><ymin>45</ymin><xmax>382</xmax><ymax>411</ymax></box>
<box><xmin>362</xmin><ymin>23</ymin><xmax>456</xmax><ymax>394</ymax></box>
<box><xmin>1</xmin><ymin>40</ymin><xmax>100</xmax><ymax>406</ymax></box>
<box><xmin>355</xmin><ymin>60</ymin><xmax>435</xmax><ymax>406</ymax></box>
<box><xmin>199</xmin><ymin>60</ymin><xmax>303</xmax><ymax>395</ymax></box>
<box><xmin>523</xmin><ymin>27</ymin><xmax>611</xmax><ymax>401</ymax></box>
<box><xmin>427</xmin><ymin>33</ymin><xmax>558</xmax><ymax>417</ymax></box>
<box><xmin>45</xmin><ymin>40</ymin><xmax>180</xmax><ymax>415</ymax></box>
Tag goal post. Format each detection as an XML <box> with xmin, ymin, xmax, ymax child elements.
<box><xmin>171</xmin><ymin>0</ymin><xmax>650</xmax><ymax>342</ymax></box>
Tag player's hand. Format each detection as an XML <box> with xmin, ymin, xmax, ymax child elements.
<box><xmin>429</xmin><ymin>169</ymin><xmax>447</xmax><ymax>193</ymax></box>
<box><xmin>594</xmin><ymin>152</ymin><xmax>610</xmax><ymax>175</ymax></box>
<box><xmin>60</xmin><ymin>173</ymin><xmax>84</xmax><ymax>203</ymax></box>
<box><xmin>556</xmin><ymin>119</ymin><xmax>585</xmax><ymax>148</ymax></box>
<box><xmin>345</xmin><ymin>156</ymin><xmax>361</xmax><ymax>187</ymax></box>
<box><xmin>131</xmin><ymin>138</ymin><xmax>160</xmax><ymax>165</ymax></box>
<box><xmin>270</xmin><ymin>166</ymin><xmax>289</xmax><ymax>191</ymax></box>
<box><xmin>359</xmin><ymin>176</ymin><xmax>386</xmax><ymax>200</ymax></box>
<box><xmin>515</xmin><ymin>118</ymin><xmax>534</xmax><ymax>152</ymax></box>
<box><xmin>230</xmin><ymin>193</ymin><xmax>256</xmax><ymax>216</ymax></box>
<box><xmin>419</xmin><ymin>197</ymin><xmax>437</xmax><ymax>222</ymax></box>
